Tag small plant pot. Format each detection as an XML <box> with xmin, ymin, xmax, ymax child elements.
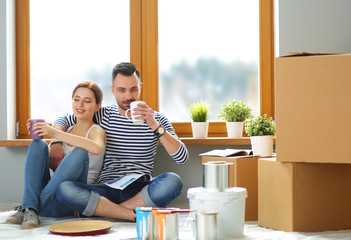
<box><xmin>191</xmin><ymin>122</ymin><xmax>209</xmax><ymax>139</ymax></box>
<box><xmin>250</xmin><ymin>135</ymin><xmax>274</xmax><ymax>157</ymax></box>
<box><xmin>226</xmin><ymin>122</ymin><xmax>244</xmax><ymax>138</ymax></box>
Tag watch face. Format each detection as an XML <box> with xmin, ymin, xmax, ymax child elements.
<box><xmin>158</xmin><ymin>127</ymin><xmax>165</xmax><ymax>134</ymax></box>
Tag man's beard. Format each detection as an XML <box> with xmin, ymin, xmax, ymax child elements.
<box><xmin>118</xmin><ymin>100</ymin><xmax>134</xmax><ymax>111</ymax></box>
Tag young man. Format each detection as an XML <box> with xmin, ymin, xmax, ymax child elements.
<box><xmin>50</xmin><ymin>62</ymin><xmax>189</xmax><ymax>221</ymax></box>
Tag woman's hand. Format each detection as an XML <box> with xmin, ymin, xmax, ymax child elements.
<box><xmin>31</xmin><ymin>122</ymin><xmax>57</xmax><ymax>138</ymax></box>
<box><xmin>26</xmin><ymin>119</ymin><xmax>31</xmax><ymax>135</ymax></box>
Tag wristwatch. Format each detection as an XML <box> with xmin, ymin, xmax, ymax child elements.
<box><xmin>49</xmin><ymin>141</ymin><xmax>63</xmax><ymax>147</ymax></box>
<box><xmin>154</xmin><ymin>125</ymin><xmax>166</xmax><ymax>138</ymax></box>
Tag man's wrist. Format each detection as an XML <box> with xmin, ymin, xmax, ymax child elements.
<box><xmin>154</xmin><ymin>125</ymin><xmax>166</xmax><ymax>138</ymax></box>
<box><xmin>151</xmin><ymin>123</ymin><xmax>160</xmax><ymax>132</ymax></box>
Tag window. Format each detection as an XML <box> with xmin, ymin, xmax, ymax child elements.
<box><xmin>16</xmin><ymin>0</ymin><xmax>274</xmax><ymax>139</ymax></box>
<box><xmin>159</xmin><ymin>0</ymin><xmax>260</xmax><ymax>121</ymax></box>
<box><xmin>30</xmin><ymin>0</ymin><xmax>129</xmax><ymax>122</ymax></box>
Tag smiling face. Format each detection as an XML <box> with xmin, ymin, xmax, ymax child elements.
<box><xmin>110</xmin><ymin>72</ymin><xmax>142</xmax><ymax>116</ymax></box>
<box><xmin>72</xmin><ymin>87</ymin><xmax>101</xmax><ymax>122</ymax></box>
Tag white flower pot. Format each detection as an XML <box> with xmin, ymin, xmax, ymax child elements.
<box><xmin>191</xmin><ymin>122</ymin><xmax>209</xmax><ymax>139</ymax></box>
<box><xmin>226</xmin><ymin>122</ymin><xmax>244</xmax><ymax>138</ymax></box>
<box><xmin>250</xmin><ymin>135</ymin><xmax>274</xmax><ymax>157</ymax></box>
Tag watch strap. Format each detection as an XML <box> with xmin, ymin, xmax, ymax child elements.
<box><xmin>50</xmin><ymin>141</ymin><xmax>63</xmax><ymax>147</ymax></box>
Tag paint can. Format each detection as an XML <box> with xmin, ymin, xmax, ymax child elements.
<box><xmin>148</xmin><ymin>209</ymin><xmax>179</xmax><ymax>240</ymax></box>
<box><xmin>195</xmin><ymin>211</ymin><xmax>218</xmax><ymax>240</ymax></box>
<box><xmin>135</xmin><ymin>207</ymin><xmax>153</xmax><ymax>240</ymax></box>
<box><xmin>203</xmin><ymin>161</ymin><xmax>233</xmax><ymax>192</ymax></box>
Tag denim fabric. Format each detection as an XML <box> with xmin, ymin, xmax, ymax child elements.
<box><xmin>145</xmin><ymin>172</ymin><xmax>183</xmax><ymax>206</ymax></box>
<box><xmin>22</xmin><ymin>140</ymin><xmax>89</xmax><ymax>217</ymax></box>
<box><xmin>56</xmin><ymin>172</ymin><xmax>183</xmax><ymax>216</ymax></box>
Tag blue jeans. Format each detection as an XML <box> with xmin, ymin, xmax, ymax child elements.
<box><xmin>56</xmin><ymin>172</ymin><xmax>183</xmax><ymax>216</ymax></box>
<box><xmin>22</xmin><ymin>140</ymin><xmax>89</xmax><ymax>217</ymax></box>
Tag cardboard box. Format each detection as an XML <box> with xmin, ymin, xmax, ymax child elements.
<box><xmin>202</xmin><ymin>155</ymin><xmax>258</xmax><ymax>221</ymax></box>
<box><xmin>258</xmin><ymin>157</ymin><xmax>351</xmax><ymax>232</ymax></box>
<box><xmin>275</xmin><ymin>53</ymin><xmax>351</xmax><ymax>163</ymax></box>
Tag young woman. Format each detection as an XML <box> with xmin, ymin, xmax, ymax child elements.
<box><xmin>6</xmin><ymin>81</ymin><xmax>106</xmax><ymax>229</ymax></box>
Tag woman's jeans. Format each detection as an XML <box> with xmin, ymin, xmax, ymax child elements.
<box><xmin>56</xmin><ymin>172</ymin><xmax>183</xmax><ymax>216</ymax></box>
<box><xmin>22</xmin><ymin>140</ymin><xmax>89</xmax><ymax>217</ymax></box>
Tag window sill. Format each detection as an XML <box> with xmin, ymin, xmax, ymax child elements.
<box><xmin>0</xmin><ymin>137</ymin><xmax>276</xmax><ymax>147</ymax></box>
<box><xmin>181</xmin><ymin>137</ymin><xmax>252</xmax><ymax>145</ymax></box>
<box><xmin>0</xmin><ymin>139</ymin><xmax>51</xmax><ymax>147</ymax></box>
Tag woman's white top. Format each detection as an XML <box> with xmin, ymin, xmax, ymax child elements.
<box><xmin>62</xmin><ymin>124</ymin><xmax>105</xmax><ymax>184</ymax></box>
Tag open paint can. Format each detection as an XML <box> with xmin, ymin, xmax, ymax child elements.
<box><xmin>135</xmin><ymin>207</ymin><xmax>153</xmax><ymax>240</ymax></box>
<box><xmin>136</xmin><ymin>207</ymin><xmax>182</xmax><ymax>240</ymax></box>
<box><xmin>148</xmin><ymin>209</ymin><xmax>179</xmax><ymax>240</ymax></box>
<box><xmin>203</xmin><ymin>161</ymin><xmax>233</xmax><ymax>192</ymax></box>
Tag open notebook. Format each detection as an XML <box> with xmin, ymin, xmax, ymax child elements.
<box><xmin>199</xmin><ymin>149</ymin><xmax>253</xmax><ymax>158</ymax></box>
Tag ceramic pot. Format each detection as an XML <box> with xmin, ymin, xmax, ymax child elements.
<box><xmin>226</xmin><ymin>122</ymin><xmax>244</xmax><ymax>138</ymax></box>
<box><xmin>250</xmin><ymin>135</ymin><xmax>274</xmax><ymax>157</ymax></box>
<box><xmin>191</xmin><ymin>122</ymin><xmax>209</xmax><ymax>139</ymax></box>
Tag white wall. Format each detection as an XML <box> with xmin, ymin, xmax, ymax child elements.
<box><xmin>0</xmin><ymin>0</ymin><xmax>15</xmax><ymax>140</ymax></box>
<box><xmin>276</xmin><ymin>0</ymin><xmax>351</xmax><ymax>56</ymax></box>
<box><xmin>0</xmin><ymin>0</ymin><xmax>23</xmax><ymax>203</ymax></box>
<box><xmin>0</xmin><ymin>0</ymin><xmax>8</xmax><ymax>139</ymax></box>
<box><xmin>5</xmin><ymin>0</ymin><xmax>16</xmax><ymax>139</ymax></box>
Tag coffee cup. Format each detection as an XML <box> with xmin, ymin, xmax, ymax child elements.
<box><xmin>125</xmin><ymin>101</ymin><xmax>145</xmax><ymax>124</ymax></box>
<box><xmin>29</xmin><ymin>119</ymin><xmax>45</xmax><ymax>139</ymax></box>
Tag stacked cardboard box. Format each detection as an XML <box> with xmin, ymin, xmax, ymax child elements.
<box><xmin>258</xmin><ymin>157</ymin><xmax>351</xmax><ymax>232</ymax></box>
<box><xmin>275</xmin><ymin>53</ymin><xmax>351</xmax><ymax>164</ymax></box>
<box><xmin>258</xmin><ymin>53</ymin><xmax>351</xmax><ymax>232</ymax></box>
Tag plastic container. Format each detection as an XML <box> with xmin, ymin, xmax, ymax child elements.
<box><xmin>187</xmin><ymin>187</ymin><xmax>247</xmax><ymax>239</ymax></box>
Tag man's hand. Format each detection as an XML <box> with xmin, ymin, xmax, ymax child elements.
<box><xmin>133</xmin><ymin>101</ymin><xmax>182</xmax><ymax>155</ymax></box>
<box><xmin>49</xmin><ymin>143</ymin><xmax>65</xmax><ymax>171</ymax></box>
<box><xmin>133</xmin><ymin>102</ymin><xmax>159</xmax><ymax>131</ymax></box>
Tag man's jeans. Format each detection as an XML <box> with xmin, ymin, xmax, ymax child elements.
<box><xmin>56</xmin><ymin>172</ymin><xmax>183</xmax><ymax>216</ymax></box>
<box><xmin>22</xmin><ymin>140</ymin><xmax>89</xmax><ymax>217</ymax></box>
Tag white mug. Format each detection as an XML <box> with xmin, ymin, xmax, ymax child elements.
<box><xmin>125</xmin><ymin>101</ymin><xmax>145</xmax><ymax>124</ymax></box>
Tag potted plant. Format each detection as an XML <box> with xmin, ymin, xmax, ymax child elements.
<box><xmin>218</xmin><ymin>100</ymin><xmax>252</xmax><ymax>138</ymax></box>
<box><xmin>245</xmin><ymin>114</ymin><xmax>276</xmax><ymax>156</ymax></box>
<box><xmin>188</xmin><ymin>100</ymin><xmax>209</xmax><ymax>138</ymax></box>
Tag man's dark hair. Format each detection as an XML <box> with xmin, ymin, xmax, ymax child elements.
<box><xmin>112</xmin><ymin>62</ymin><xmax>141</xmax><ymax>82</ymax></box>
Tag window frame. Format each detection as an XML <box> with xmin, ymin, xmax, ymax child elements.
<box><xmin>16</xmin><ymin>0</ymin><xmax>274</xmax><ymax>139</ymax></box>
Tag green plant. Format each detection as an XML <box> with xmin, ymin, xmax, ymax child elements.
<box><xmin>245</xmin><ymin>114</ymin><xmax>276</xmax><ymax>136</ymax></box>
<box><xmin>188</xmin><ymin>100</ymin><xmax>209</xmax><ymax>122</ymax></box>
<box><xmin>217</xmin><ymin>100</ymin><xmax>252</xmax><ymax>122</ymax></box>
